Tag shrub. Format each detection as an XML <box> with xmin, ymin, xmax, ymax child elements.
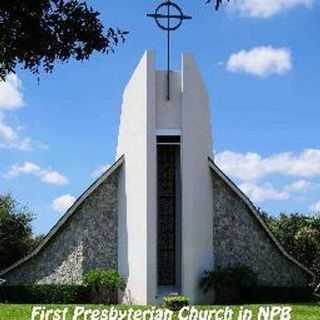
<box><xmin>0</xmin><ymin>285</ymin><xmax>89</xmax><ymax>304</ymax></box>
<box><xmin>163</xmin><ymin>295</ymin><xmax>189</xmax><ymax>311</ymax></box>
<box><xmin>83</xmin><ymin>269</ymin><xmax>126</xmax><ymax>304</ymax></box>
<box><xmin>199</xmin><ymin>266</ymin><xmax>315</xmax><ymax>304</ymax></box>
<box><xmin>240</xmin><ymin>286</ymin><xmax>316</xmax><ymax>303</ymax></box>
<box><xmin>200</xmin><ymin>266</ymin><xmax>258</xmax><ymax>293</ymax></box>
<box><xmin>0</xmin><ymin>270</ymin><xmax>126</xmax><ymax>304</ymax></box>
<box><xmin>83</xmin><ymin>269</ymin><xmax>126</xmax><ymax>290</ymax></box>
<box><xmin>199</xmin><ymin>266</ymin><xmax>258</xmax><ymax>304</ymax></box>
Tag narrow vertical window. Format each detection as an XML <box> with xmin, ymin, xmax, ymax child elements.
<box><xmin>157</xmin><ymin>136</ymin><xmax>181</xmax><ymax>288</ymax></box>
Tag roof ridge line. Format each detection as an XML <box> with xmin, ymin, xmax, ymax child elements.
<box><xmin>0</xmin><ymin>155</ymin><xmax>125</xmax><ymax>277</ymax></box>
<box><xmin>208</xmin><ymin>156</ymin><xmax>314</xmax><ymax>279</ymax></box>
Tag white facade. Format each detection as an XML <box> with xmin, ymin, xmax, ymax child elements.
<box><xmin>117</xmin><ymin>51</ymin><xmax>214</xmax><ymax>305</ymax></box>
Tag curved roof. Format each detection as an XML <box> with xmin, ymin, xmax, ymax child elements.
<box><xmin>0</xmin><ymin>155</ymin><xmax>125</xmax><ymax>277</ymax></box>
<box><xmin>209</xmin><ymin>156</ymin><xmax>314</xmax><ymax>279</ymax></box>
<box><xmin>0</xmin><ymin>154</ymin><xmax>313</xmax><ymax>282</ymax></box>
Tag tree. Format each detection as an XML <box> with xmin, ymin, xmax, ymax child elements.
<box><xmin>0</xmin><ymin>1</ymin><xmax>127</xmax><ymax>80</ymax></box>
<box><xmin>0</xmin><ymin>194</ymin><xmax>42</xmax><ymax>271</ymax></box>
<box><xmin>0</xmin><ymin>1</ymin><xmax>228</xmax><ymax>80</ymax></box>
<box><xmin>262</xmin><ymin>212</ymin><xmax>320</xmax><ymax>287</ymax></box>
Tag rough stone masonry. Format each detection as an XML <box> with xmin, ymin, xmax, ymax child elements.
<box><xmin>3</xmin><ymin>167</ymin><xmax>120</xmax><ymax>285</ymax></box>
<box><xmin>210</xmin><ymin>165</ymin><xmax>311</xmax><ymax>287</ymax></box>
<box><xmin>1</xmin><ymin>159</ymin><xmax>312</xmax><ymax>289</ymax></box>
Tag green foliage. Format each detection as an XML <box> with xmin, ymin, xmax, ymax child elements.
<box><xmin>241</xmin><ymin>286</ymin><xmax>316</xmax><ymax>304</ymax></box>
<box><xmin>199</xmin><ymin>266</ymin><xmax>314</xmax><ymax>304</ymax></box>
<box><xmin>0</xmin><ymin>0</ymin><xmax>233</xmax><ymax>80</ymax></box>
<box><xmin>0</xmin><ymin>285</ymin><xmax>89</xmax><ymax>304</ymax></box>
<box><xmin>0</xmin><ymin>1</ymin><xmax>128</xmax><ymax>80</ymax></box>
<box><xmin>83</xmin><ymin>269</ymin><xmax>126</xmax><ymax>291</ymax></box>
<box><xmin>0</xmin><ymin>194</ymin><xmax>42</xmax><ymax>271</ymax></box>
<box><xmin>199</xmin><ymin>266</ymin><xmax>258</xmax><ymax>294</ymax></box>
<box><xmin>0</xmin><ymin>304</ymin><xmax>319</xmax><ymax>320</ymax></box>
<box><xmin>163</xmin><ymin>295</ymin><xmax>189</xmax><ymax>311</ymax></box>
<box><xmin>0</xmin><ymin>271</ymin><xmax>127</xmax><ymax>304</ymax></box>
<box><xmin>262</xmin><ymin>212</ymin><xmax>320</xmax><ymax>286</ymax></box>
<box><xmin>30</xmin><ymin>234</ymin><xmax>46</xmax><ymax>251</ymax></box>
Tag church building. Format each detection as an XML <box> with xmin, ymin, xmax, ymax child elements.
<box><xmin>0</xmin><ymin>51</ymin><xmax>313</xmax><ymax>305</ymax></box>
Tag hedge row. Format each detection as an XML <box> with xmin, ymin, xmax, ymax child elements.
<box><xmin>215</xmin><ymin>286</ymin><xmax>316</xmax><ymax>304</ymax></box>
<box><xmin>0</xmin><ymin>285</ymin><xmax>315</xmax><ymax>304</ymax></box>
<box><xmin>0</xmin><ymin>285</ymin><xmax>90</xmax><ymax>304</ymax></box>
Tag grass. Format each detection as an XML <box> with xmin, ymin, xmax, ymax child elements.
<box><xmin>0</xmin><ymin>304</ymin><xmax>319</xmax><ymax>320</ymax></box>
<box><xmin>197</xmin><ymin>304</ymin><xmax>320</xmax><ymax>319</ymax></box>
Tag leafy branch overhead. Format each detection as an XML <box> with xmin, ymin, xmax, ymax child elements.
<box><xmin>0</xmin><ymin>0</ymin><xmax>227</xmax><ymax>80</ymax></box>
<box><xmin>0</xmin><ymin>0</ymin><xmax>128</xmax><ymax>80</ymax></box>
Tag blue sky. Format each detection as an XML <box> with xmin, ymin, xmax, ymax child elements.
<box><xmin>0</xmin><ymin>0</ymin><xmax>320</xmax><ymax>235</ymax></box>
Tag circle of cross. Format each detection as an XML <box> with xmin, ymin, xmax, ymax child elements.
<box><xmin>147</xmin><ymin>1</ymin><xmax>192</xmax><ymax>31</ymax></box>
<box><xmin>147</xmin><ymin>1</ymin><xmax>192</xmax><ymax>100</ymax></box>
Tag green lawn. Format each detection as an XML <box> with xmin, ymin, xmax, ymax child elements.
<box><xmin>0</xmin><ymin>304</ymin><xmax>319</xmax><ymax>320</ymax></box>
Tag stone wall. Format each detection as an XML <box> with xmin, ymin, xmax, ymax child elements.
<box><xmin>3</xmin><ymin>168</ymin><xmax>120</xmax><ymax>285</ymax></box>
<box><xmin>211</xmin><ymin>168</ymin><xmax>311</xmax><ymax>287</ymax></box>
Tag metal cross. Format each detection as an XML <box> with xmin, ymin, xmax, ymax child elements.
<box><xmin>147</xmin><ymin>1</ymin><xmax>192</xmax><ymax>100</ymax></box>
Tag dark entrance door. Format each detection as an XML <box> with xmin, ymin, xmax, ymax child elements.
<box><xmin>157</xmin><ymin>144</ymin><xmax>179</xmax><ymax>286</ymax></box>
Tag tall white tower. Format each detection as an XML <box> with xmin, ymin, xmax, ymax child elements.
<box><xmin>116</xmin><ymin>51</ymin><xmax>214</xmax><ymax>305</ymax></box>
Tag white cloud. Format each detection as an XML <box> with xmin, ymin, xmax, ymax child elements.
<box><xmin>228</xmin><ymin>0</ymin><xmax>314</xmax><ymax>18</ymax></box>
<box><xmin>310</xmin><ymin>201</ymin><xmax>320</xmax><ymax>213</ymax></box>
<box><xmin>52</xmin><ymin>194</ymin><xmax>76</xmax><ymax>213</ymax></box>
<box><xmin>0</xmin><ymin>74</ymin><xmax>24</xmax><ymax>110</ymax></box>
<box><xmin>0</xmin><ymin>74</ymin><xmax>48</xmax><ymax>153</ymax></box>
<box><xmin>8</xmin><ymin>162</ymin><xmax>68</xmax><ymax>185</ymax></box>
<box><xmin>227</xmin><ymin>46</ymin><xmax>292</xmax><ymax>77</ymax></box>
<box><xmin>239</xmin><ymin>180</ymin><xmax>311</xmax><ymax>203</ymax></box>
<box><xmin>8</xmin><ymin>162</ymin><xmax>40</xmax><ymax>175</ymax></box>
<box><xmin>284</xmin><ymin>180</ymin><xmax>311</xmax><ymax>193</ymax></box>
<box><xmin>215</xmin><ymin>149</ymin><xmax>320</xmax><ymax>181</ymax></box>
<box><xmin>91</xmin><ymin>164</ymin><xmax>110</xmax><ymax>178</ymax></box>
<box><xmin>0</xmin><ymin>113</ymin><xmax>32</xmax><ymax>150</ymax></box>
<box><xmin>0</xmin><ymin>76</ymin><xmax>46</xmax><ymax>151</ymax></box>
<box><xmin>41</xmin><ymin>171</ymin><xmax>68</xmax><ymax>185</ymax></box>
<box><xmin>239</xmin><ymin>181</ymin><xmax>290</xmax><ymax>202</ymax></box>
